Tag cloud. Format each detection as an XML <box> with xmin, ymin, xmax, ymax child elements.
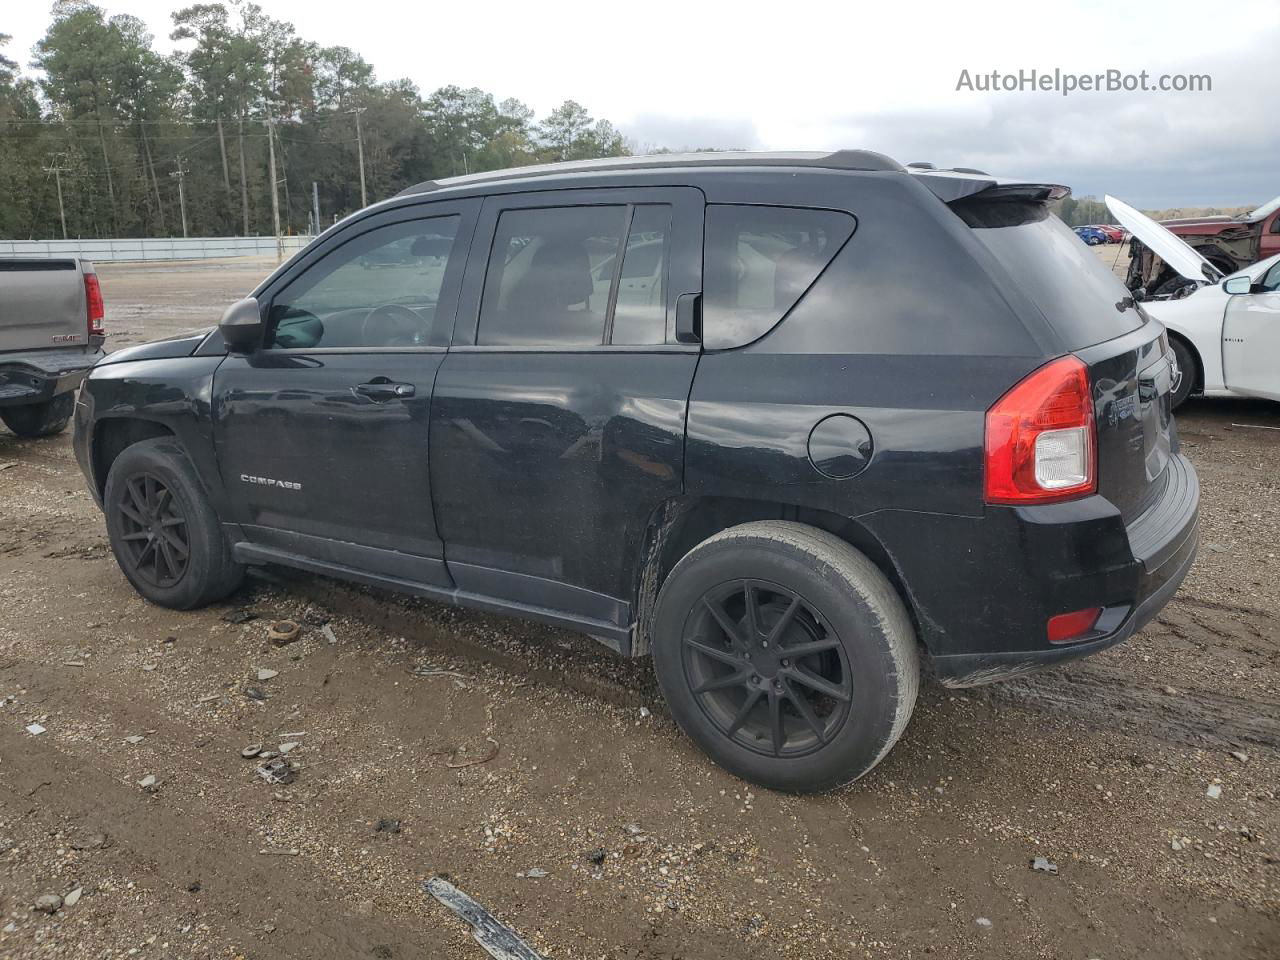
<box><xmin>622</xmin><ymin>19</ymin><xmax>1278</xmax><ymax>209</ymax></box>
<box><xmin>815</xmin><ymin>26</ymin><xmax>1280</xmax><ymax>208</ymax></box>
<box><xmin>623</xmin><ymin>114</ymin><xmax>762</xmax><ymax>153</ymax></box>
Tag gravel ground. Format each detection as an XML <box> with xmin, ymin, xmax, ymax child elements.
<box><xmin>0</xmin><ymin>255</ymin><xmax>1275</xmax><ymax>960</ymax></box>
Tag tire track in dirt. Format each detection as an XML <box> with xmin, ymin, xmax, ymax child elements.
<box><xmin>272</xmin><ymin>570</ymin><xmax>660</xmax><ymax>710</ymax></box>
<box><xmin>279</xmin><ymin>572</ymin><xmax>1280</xmax><ymax>753</ymax></box>
<box><xmin>993</xmin><ymin>661</ymin><xmax>1280</xmax><ymax>750</ymax></box>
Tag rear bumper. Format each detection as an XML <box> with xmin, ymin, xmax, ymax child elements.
<box><xmin>863</xmin><ymin>453</ymin><xmax>1200</xmax><ymax>686</ymax></box>
<box><xmin>931</xmin><ymin>502</ymin><xmax>1197</xmax><ymax>685</ymax></box>
<box><xmin>0</xmin><ymin>347</ymin><xmax>103</xmax><ymax>408</ymax></box>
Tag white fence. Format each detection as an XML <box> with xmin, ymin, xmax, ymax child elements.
<box><xmin>0</xmin><ymin>235</ymin><xmax>314</xmax><ymax>263</ymax></box>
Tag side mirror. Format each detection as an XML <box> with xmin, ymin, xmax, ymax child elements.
<box><xmin>219</xmin><ymin>297</ymin><xmax>263</xmax><ymax>353</ymax></box>
<box><xmin>1223</xmin><ymin>276</ymin><xmax>1252</xmax><ymax>295</ymax></box>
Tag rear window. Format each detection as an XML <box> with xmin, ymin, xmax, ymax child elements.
<box><xmin>967</xmin><ymin>209</ymin><xmax>1144</xmax><ymax>349</ymax></box>
<box><xmin>703</xmin><ymin>205</ymin><xmax>855</xmax><ymax>349</ymax></box>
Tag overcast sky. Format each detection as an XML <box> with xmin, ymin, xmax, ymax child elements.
<box><xmin>6</xmin><ymin>0</ymin><xmax>1278</xmax><ymax>208</ymax></box>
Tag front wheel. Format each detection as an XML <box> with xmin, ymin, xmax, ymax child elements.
<box><xmin>104</xmin><ymin>437</ymin><xmax>244</xmax><ymax>609</ymax></box>
<box><xmin>652</xmin><ymin>521</ymin><xmax>919</xmax><ymax>793</ymax></box>
<box><xmin>1169</xmin><ymin>337</ymin><xmax>1199</xmax><ymax>410</ymax></box>
<box><xmin>0</xmin><ymin>393</ymin><xmax>74</xmax><ymax>438</ymax></box>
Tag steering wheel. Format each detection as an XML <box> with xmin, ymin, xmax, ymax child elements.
<box><xmin>361</xmin><ymin>303</ymin><xmax>424</xmax><ymax>347</ymax></box>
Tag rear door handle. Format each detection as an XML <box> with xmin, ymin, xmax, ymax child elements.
<box><xmin>354</xmin><ymin>380</ymin><xmax>415</xmax><ymax>402</ymax></box>
<box><xmin>675</xmin><ymin>293</ymin><xmax>701</xmax><ymax>344</ymax></box>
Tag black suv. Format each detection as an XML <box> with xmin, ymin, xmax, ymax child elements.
<box><xmin>73</xmin><ymin>151</ymin><xmax>1199</xmax><ymax>792</ymax></box>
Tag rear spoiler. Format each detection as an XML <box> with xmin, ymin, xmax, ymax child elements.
<box><xmin>912</xmin><ymin>172</ymin><xmax>1070</xmax><ymax>206</ymax></box>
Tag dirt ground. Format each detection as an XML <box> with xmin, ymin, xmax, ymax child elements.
<box><xmin>0</xmin><ymin>255</ymin><xmax>1277</xmax><ymax>960</ymax></box>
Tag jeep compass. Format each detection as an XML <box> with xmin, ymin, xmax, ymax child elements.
<box><xmin>73</xmin><ymin>150</ymin><xmax>1199</xmax><ymax>792</ymax></box>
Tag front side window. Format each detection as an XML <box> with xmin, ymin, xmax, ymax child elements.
<box><xmin>478</xmin><ymin>204</ymin><xmax>672</xmax><ymax>347</ymax></box>
<box><xmin>266</xmin><ymin>216</ymin><xmax>460</xmax><ymax>349</ymax></box>
<box><xmin>702</xmin><ymin>205</ymin><xmax>856</xmax><ymax>349</ymax></box>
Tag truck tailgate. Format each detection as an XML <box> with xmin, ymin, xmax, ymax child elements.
<box><xmin>0</xmin><ymin>260</ymin><xmax>87</xmax><ymax>353</ymax></box>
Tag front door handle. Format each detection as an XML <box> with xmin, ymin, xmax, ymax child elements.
<box><xmin>354</xmin><ymin>379</ymin><xmax>415</xmax><ymax>402</ymax></box>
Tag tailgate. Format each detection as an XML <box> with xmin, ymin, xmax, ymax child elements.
<box><xmin>1075</xmin><ymin>320</ymin><xmax>1175</xmax><ymax>523</ymax></box>
<box><xmin>0</xmin><ymin>260</ymin><xmax>87</xmax><ymax>353</ymax></box>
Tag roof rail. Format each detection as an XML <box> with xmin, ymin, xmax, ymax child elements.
<box><xmin>815</xmin><ymin>149</ymin><xmax>906</xmax><ymax>172</ymax></box>
<box><xmin>396</xmin><ymin>149</ymin><xmax>907</xmax><ymax>197</ymax></box>
<box><xmin>906</xmin><ymin>161</ymin><xmax>936</xmax><ymax>170</ymax></box>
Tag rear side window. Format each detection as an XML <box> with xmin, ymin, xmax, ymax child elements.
<box><xmin>703</xmin><ymin>205</ymin><xmax>855</xmax><ymax>349</ymax></box>
<box><xmin>967</xmin><ymin>211</ymin><xmax>1144</xmax><ymax>349</ymax></box>
<box><xmin>478</xmin><ymin>204</ymin><xmax>672</xmax><ymax>347</ymax></box>
<box><xmin>611</xmin><ymin>205</ymin><xmax>671</xmax><ymax>345</ymax></box>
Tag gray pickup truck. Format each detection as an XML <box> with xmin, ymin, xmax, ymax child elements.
<box><xmin>0</xmin><ymin>258</ymin><xmax>106</xmax><ymax>438</ymax></box>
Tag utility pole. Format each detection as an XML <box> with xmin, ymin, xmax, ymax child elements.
<box><xmin>265</xmin><ymin>111</ymin><xmax>283</xmax><ymax>263</ymax></box>
<box><xmin>312</xmin><ymin>181</ymin><xmax>320</xmax><ymax>237</ymax></box>
<box><xmin>44</xmin><ymin>158</ymin><xmax>69</xmax><ymax>240</ymax></box>
<box><xmin>349</xmin><ymin>107</ymin><xmax>368</xmax><ymax>208</ymax></box>
<box><xmin>168</xmin><ymin>158</ymin><xmax>189</xmax><ymax>239</ymax></box>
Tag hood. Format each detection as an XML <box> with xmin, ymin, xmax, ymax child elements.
<box><xmin>1243</xmin><ymin>193</ymin><xmax>1280</xmax><ymax>224</ymax></box>
<box><xmin>1105</xmin><ymin>195</ymin><xmax>1225</xmax><ymax>285</ymax></box>
<box><xmin>97</xmin><ymin>328</ymin><xmax>213</xmax><ymax>366</ymax></box>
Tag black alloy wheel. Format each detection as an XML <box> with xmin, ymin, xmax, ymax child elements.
<box><xmin>682</xmin><ymin>579</ymin><xmax>853</xmax><ymax>758</ymax></box>
<box><xmin>114</xmin><ymin>472</ymin><xmax>191</xmax><ymax>588</ymax></box>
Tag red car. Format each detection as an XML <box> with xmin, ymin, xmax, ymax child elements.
<box><xmin>1095</xmin><ymin>224</ymin><xmax>1125</xmax><ymax>243</ymax></box>
<box><xmin>1127</xmin><ymin>194</ymin><xmax>1280</xmax><ymax>295</ymax></box>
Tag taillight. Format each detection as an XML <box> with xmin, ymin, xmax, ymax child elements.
<box><xmin>1047</xmin><ymin>607</ymin><xmax>1102</xmax><ymax>644</ymax></box>
<box><xmin>85</xmin><ymin>273</ymin><xmax>105</xmax><ymax>337</ymax></box>
<box><xmin>985</xmin><ymin>355</ymin><xmax>1095</xmax><ymax>504</ymax></box>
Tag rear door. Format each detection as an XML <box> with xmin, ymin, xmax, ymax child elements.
<box><xmin>212</xmin><ymin>200</ymin><xmax>477</xmax><ymax>585</ymax></box>
<box><xmin>429</xmin><ymin>187</ymin><xmax>702</xmax><ymax>635</ymax></box>
<box><xmin>1223</xmin><ymin>260</ymin><xmax>1280</xmax><ymax>401</ymax></box>
<box><xmin>0</xmin><ymin>260</ymin><xmax>86</xmax><ymax>352</ymax></box>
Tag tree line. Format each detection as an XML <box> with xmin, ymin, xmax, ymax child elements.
<box><xmin>0</xmin><ymin>0</ymin><xmax>634</xmax><ymax>240</ymax></box>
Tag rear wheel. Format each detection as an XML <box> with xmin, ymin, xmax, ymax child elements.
<box><xmin>104</xmin><ymin>438</ymin><xmax>243</xmax><ymax>609</ymax></box>
<box><xmin>0</xmin><ymin>393</ymin><xmax>74</xmax><ymax>438</ymax></box>
<box><xmin>651</xmin><ymin>521</ymin><xmax>919</xmax><ymax>793</ymax></box>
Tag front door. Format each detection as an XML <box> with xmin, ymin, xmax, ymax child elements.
<box><xmin>212</xmin><ymin>201</ymin><xmax>476</xmax><ymax>585</ymax></box>
<box><xmin>429</xmin><ymin>188</ymin><xmax>703</xmax><ymax>634</ymax></box>
<box><xmin>1223</xmin><ymin>259</ymin><xmax>1280</xmax><ymax>402</ymax></box>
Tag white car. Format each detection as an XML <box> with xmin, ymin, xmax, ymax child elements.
<box><xmin>1107</xmin><ymin>195</ymin><xmax>1280</xmax><ymax>408</ymax></box>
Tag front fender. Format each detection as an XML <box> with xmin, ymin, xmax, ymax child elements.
<box><xmin>81</xmin><ymin>355</ymin><xmax>229</xmax><ymax>515</ymax></box>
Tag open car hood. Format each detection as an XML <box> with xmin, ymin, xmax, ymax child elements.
<box><xmin>1105</xmin><ymin>194</ymin><xmax>1224</xmax><ymax>285</ymax></box>
<box><xmin>1243</xmin><ymin>193</ymin><xmax>1280</xmax><ymax>224</ymax></box>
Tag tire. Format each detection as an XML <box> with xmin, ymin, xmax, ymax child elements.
<box><xmin>0</xmin><ymin>393</ymin><xmax>74</xmax><ymax>438</ymax></box>
<box><xmin>651</xmin><ymin>521</ymin><xmax>919</xmax><ymax>793</ymax></box>
<box><xmin>103</xmin><ymin>437</ymin><xmax>244</xmax><ymax>609</ymax></box>
<box><xmin>1169</xmin><ymin>337</ymin><xmax>1198</xmax><ymax>410</ymax></box>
